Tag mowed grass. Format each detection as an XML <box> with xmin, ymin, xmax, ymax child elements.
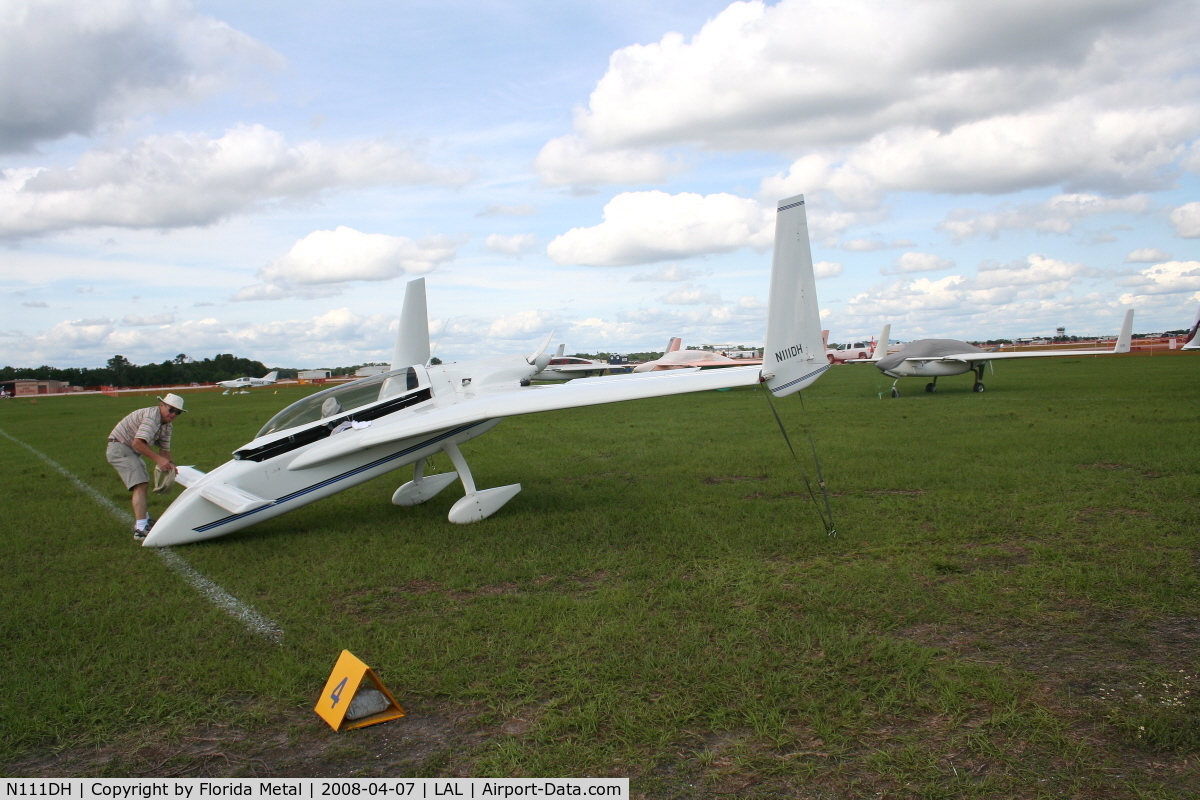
<box><xmin>0</xmin><ymin>354</ymin><xmax>1197</xmax><ymax>795</ymax></box>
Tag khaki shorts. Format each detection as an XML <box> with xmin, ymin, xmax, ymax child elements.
<box><xmin>106</xmin><ymin>441</ymin><xmax>149</xmax><ymax>490</ymax></box>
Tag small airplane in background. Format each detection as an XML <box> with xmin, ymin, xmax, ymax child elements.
<box><xmin>532</xmin><ymin>345</ymin><xmax>630</xmax><ymax>381</ymax></box>
<box><xmin>854</xmin><ymin>313</ymin><xmax>1134</xmax><ymax>397</ymax></box>
<box><xmin>143</xmin><ymin>194</ymin><xmax>828</xmax><ymax>546</ymax></box>
<box><xmin>218</xmin><ymin>371</ymin><xmax>279</xmax><ymax>394</ymax></box>
<box><xmin>631</xmin><ymin>338</ymin><xmax>763</xmax><ymax>371</ymax></box>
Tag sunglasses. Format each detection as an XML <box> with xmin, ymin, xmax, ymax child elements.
<box><xmin>165</xmin><ymin>406</ymin><xmax>182</xmax><ymax>415</ymax></box>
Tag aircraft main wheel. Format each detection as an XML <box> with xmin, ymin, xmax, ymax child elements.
<box><xmin>925</xmin><ymin>382</ymin><xmax>936</xmax><ymax>393</ymax></box>
<box><xmin>973</xmin><ymin>382</ymin><xmax>985</xmax><ymax>392</ymax></box>
<box><xmin>890</xmin><ymin>387</ymin><xmax>900</xmax><ymax>398</ymax></box>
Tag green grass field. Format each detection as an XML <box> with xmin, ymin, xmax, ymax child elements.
<box><xmin>1</xmin><ymin>355</ymin><xmax>1197</xmax><ymax>795</ymax></box>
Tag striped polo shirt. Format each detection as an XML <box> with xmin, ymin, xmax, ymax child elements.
<box><xmin>108</xmin><ymin>406</ymin><xmax>172</xmax><ymax>450</ymax></box>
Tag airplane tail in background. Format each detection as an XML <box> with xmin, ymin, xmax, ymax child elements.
<box><xmin>870</xmin><ymin>325</ymin><xmax>891</xmax><ymax>359</ymax></box>
<box><xmin>1183</xmin><ymin>305</ymin><xmax>1200</xmax><ymax>350</ymax></box>
<box><xmin>761</xmin><ymin>195</ymin><xmax>826</xmax><ymax>397</ymax></box>
<box><xmin>392</xmin><ymin>278</ymin><xmax>431</xmax><ymax>370</ymax></box>
<box><xmin>1114</xmin><ymin>309</ymin><xmax>1134</xmax><ymax>353</ymax></box>
<box><xmin>262</xmin><ymin>371</ymin><xmax>278</xmax><ymax>382</ymax></box>
<box><xmin>665</xmin><ymin>337</ymin><xmax>682</xmax><ymax>354</ymax></box>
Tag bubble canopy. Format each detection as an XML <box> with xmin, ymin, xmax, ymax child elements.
<box><xmin>256</xmin><ymin>368</ymin><xmax>420</xmax><ymax>439</ymax></box>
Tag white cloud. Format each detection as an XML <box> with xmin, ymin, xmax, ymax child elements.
<box><xmin>121</xmin><ymin>313</ymin><xmax>175</xmax><ymax>326</ymax></box>
<box><xmin>547</xmin><ymin>191</ymin><xmax>773</xmax><ymax>267</ymax></box>
<box><xmin>21</xmin><ymin>300</ymin><xmax>48</xmax><ymax>308</ymax></box>
<box><xmin>0</xmin><ymin>125</ymin><xmax>471</xmax><ymax>238</ymax></box>
<box><xmin>234</xmin><ymin>227</ymin><xmax>458</xmax><ymax>301</ymax></box>
<box><xmin>1125</xmin><ymin>247</ymin><xmax>1172</xmax><ymax>263</ymax></box>
<box><xmin>888</xmin><ymin>252</ymin><xmax>954</xmax><ymax>274</ymax></box>
<box><xmin>485</xmin><ymin>233</ymin><xmax>538</xmax><ymax>257</ymax></box>
<box><xmin>476</xmin><ymin>204</ymin><xmax>536</xmax><ymax>217</ymax></box>
<box><xmin>841</xmin><ymin>238</ymin><xmax>915</xmax><ymax>252</ymax></box>
<box><xmin>813</xmin><ymin>261</ymin><xmax>843</xmax><ymax>279</ymax></box>
<box><xmin>533</xmin><ymin>134</ymin><xmax>676</xmax><ymax>187</ymax></box>
<box><xmin>845</xmin><ymin>254</ymin><xmax>1089</xmax><ymax>319</ymax></box>
<box><xmin>631</xmin><ymin>264</ymin><xmax>706</xmax><ymax>282</ymax></box>
<box><xmin>938</xmin><ymin>193</ymin><xmax>1152</xmax><ymax>241</ymax></box>
<box><xmin>659</xmin><ymin>284</ymin><xmax>722</xmax><ymax>305</ymax></box>
<box><xmin>1170</xmin><ymin>202</ymin><xmax>1200</xmax><ymax>237</ymax></box>
<box><xmin>552</xmin><ymin>0</ymin><xmax>1200</xmax><ymax>198</ymax></box>
<box><xmin>1120</xmin><ymin>260</ymin><xmax>1200</xmax><ymax>295</ymax></box>
<box><xmin>0</xmin><ymin>0</ymin><xmax>282</xmax><ymax>153</ymax></box>
<box><xmin>487</xmin><ymin>309</ymin><xmax>559</xmax><ymax>339</ymax></box>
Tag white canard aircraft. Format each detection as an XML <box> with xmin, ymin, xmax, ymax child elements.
<box><xmin>532</xmin><ymin>345</ymin><xmax>629</xmax><ymax>381</ymax></box>
<box><xmin>143</xmin><ymin>194</ymin><xmax>828</xmax><ymax>547</ymax></box>
<box><xmin>857</xmin><ymin>312</ymin><xmax>1134</xmax><ymax>397</ymax></box>
<box><xmin>219</xmin><ymin>371</ymin><xmax>279</xmax><ymax>394</ymax></box>
<box><xmin>631</xmin><ymin>338</ymin><xmax>763</xmax><ymax>371</ymax></box>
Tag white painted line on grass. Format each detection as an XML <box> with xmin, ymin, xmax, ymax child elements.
<box><xmin>0</xmin><ymin>426</ymin><xmax>283</xmax><ymax>643</ymax></box>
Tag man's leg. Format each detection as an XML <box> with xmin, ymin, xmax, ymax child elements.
<box><xmin>131</xmin><ymin>482</ymin><xmax>149</xmax><ymax>523</ymax></box>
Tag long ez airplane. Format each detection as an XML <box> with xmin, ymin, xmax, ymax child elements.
<box><xmin>143</xmin><ymin>195</ymin><xmax>828</xmax><ymax>546</ymax></box>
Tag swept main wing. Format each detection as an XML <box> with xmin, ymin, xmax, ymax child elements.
<box><xmin>288</xmin><ymin>366</ymin><xmax>760</xmax><ymax>470</ymax></box>
<box><xmin>934</xmin><ymin>348</ymin><xmax>1125</xmax><ymax>363</ymax></box>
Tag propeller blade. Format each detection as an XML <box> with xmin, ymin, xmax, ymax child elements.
<box><xmin>526</xmin><ymin>330</ymin><xmax>556</xmax><ymax>365</ymax></box>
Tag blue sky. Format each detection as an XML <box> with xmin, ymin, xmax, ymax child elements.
<box><xmin>3</xmin><ymin>0</ymin><xmax>1199</xmax><ymax>369</ymax></box>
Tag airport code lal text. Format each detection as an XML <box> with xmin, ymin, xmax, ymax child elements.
<box><xmin>5</xmin><ymin>781</ymin><xmax>627</xmax><ymax>799</ymax></box>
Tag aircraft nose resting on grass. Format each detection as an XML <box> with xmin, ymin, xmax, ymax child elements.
<box><xmin>143</xmin><ymin>194</ymin><xmax>828</xmax><ymax>547</ymax></box>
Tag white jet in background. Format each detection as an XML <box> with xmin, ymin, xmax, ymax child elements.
<box><xmin>144</xmin><ymin>195</ymin><xmax>828</xmax><ymax>547</ymax></box>
<box><xmin>218</xmin><ymin>371</ymin><xmax>279</xmax><ymax>394</ymax></box>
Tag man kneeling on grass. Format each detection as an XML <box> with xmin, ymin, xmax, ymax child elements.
<box><xmin>106</xmin><ymin>392</ymin><xmax>186</xmax><ymax>540</ymax></box>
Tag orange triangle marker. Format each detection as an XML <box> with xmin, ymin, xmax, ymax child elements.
<box><xmin>315</xmin><ymin>650</ymin><xmax>406</xmax><ymax>731</ymax></box>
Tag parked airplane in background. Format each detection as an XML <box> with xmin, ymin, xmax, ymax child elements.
<box><xmin>219</xmin><ymin>371</ymin><xmax>279</xmax><ymax>394</ymax></box>
<box><xmin>1182</xmin><ymin>306</ymin><xmax>1200</xmax><ymax>350</ymax></box>
<box><xmin>631</xmin><ymin>338</ymin><xmax>763</xmax><ymax>371</ymax></box>
<box><xmin>143</xmin><ymin>194</ymin><xmax>828</xmax><ymax>546</ymax></box>
<box><xmin>533</xmin><ymin>345</ymin><xmax>629</xmax><ymax>381</ymax></box>
<box><xmin>860</xmin><ymin>312</ymin><xmax>1134</xmax><ymax>396</ymax></box>
<box><xmin>826</xmin><ymin>326</ymin><xmax>890</xmax><ymax>364</ymax></box>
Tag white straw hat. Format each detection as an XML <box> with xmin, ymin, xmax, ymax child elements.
<box><xmin>157</xmin><ymin>392</ymin><xmax>188</xmax><ymax>413</ymax></box>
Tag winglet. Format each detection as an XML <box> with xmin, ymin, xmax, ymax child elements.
<box><xmin>761</xmin><ymin>195</ymin><xmax>826</xmax><ymax>397</ymax></box>
<box><xmin>666</xmin><ymin>337</ymin><xmax>682</xmax><ymax>353</ymax></box>
<box><xmin>392</xmin><ymin>278</ymin><xmax>431</xmax><ymax>370</ymax></box>
<box><xmin>1113</xmin><ymin>309</ymin><xmax>1134</xmax><ymax>353</ymax></box>
<box><xmin>1182</xmin><ymin>305</ymin><xmax>1200</xmax><ymax>350</ymax></box>
<box><xmin>870</xmin><ymin>324</ymin><xmax>891</xmax><ymax>360</ymax></box>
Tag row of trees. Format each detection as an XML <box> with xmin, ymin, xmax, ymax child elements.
<box><xmin>0</xmin><ymin>354</ymin><xmax>286</xmax><ymax>388</ymax></box>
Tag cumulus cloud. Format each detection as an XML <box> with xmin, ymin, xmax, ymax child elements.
<box><xmin>485</xmin><ymin>233</ymin><xmax>538</xmax><ymax>257</ymax></box>
<box><xmin>630</xmin><ymin>264</ymin><xmax>707</xmax><ymax>282</ymax></box>
<box><xmin>841</xmin><ymin>238</ymin><xmax>915</xmax><ymax>252</ymax></box>
<box><xmin>234</xmin><ymin>227</ymin><xmax>459</xmax><ymax>301</ymax></box>
<box><xmin>550</xmin><ymin>0</ymin><xmax>1200</xmax><ymax>198</ymax></box>
<box><xmin>0</xmin><ymin>0</ymin><xmax>282</xmax><ymax>153</ymax></box>
<box><xmin>938</xmin><ymin>193</ymin><xmax>1152</xmax><ymax>241</ymax></box>
<box><xmin>547</xmin><ymin>191</ymin><xmax>773</xmax><ymax>267</ymax></box>
<box><xmin>487</xmin><ymin>309</ymin><xmax>560</xmax><ymax>339</ymax></box>
<box><xmin>121</xmin><ymin>313</ymin><xmax>174</xmax><ymax>326</ymax></box>
<box><xmin>1120</xmin><ymin>261</ymin><xmax>1200</xmax><ymax>295</ymax></box>
<box><xmin>476</xmin><ymin>204</ymin><xmax>536</xmax><ymax>217</ymax></box>
<box><xmin>533</xmin><ymin>134</ymin><xmax>677</xmax><ymax>187</ymax></box>
<box><xmin>1170</xmin><ymin>202</ymin><xmax>1200</xmax><ymax>237</ymax></box>
<box><xmin>1125</xmin><ymin>247</ymin><xmax>1172</xmax><ymax>263</ymax></box>
<box><xmin>846</xmin><ymin>254</ymin><xmax>1090</xmax><ymax>319</ymax></box>
<box><xmin>659</xmin><ymin>284</ymin><xmax>722</xmax><ymax>305</ymax></box>
<box><xmin>813</xmin><ymin>261</ymin><xmax>843</xmax><ymax>279</ymax></box>
<box><xmin>887</xmin><ymin>252</ymin><xmax>954</xmax><ymax>275</ymax></box>
<box><xmin>0</xmin><ymin>125</ymin><xmax>471</xmax><ymax>238</ymax></box>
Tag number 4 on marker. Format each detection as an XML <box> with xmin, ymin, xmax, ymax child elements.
<box><xmin>330</xmin><ymin>677</ymin><xmax>348</xmax><ymax>708</ymax></box>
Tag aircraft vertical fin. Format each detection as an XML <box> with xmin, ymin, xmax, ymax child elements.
<box><xmin>1113</xmin><ymin>309</ymin><xmax>1134</xmax><ymax>353</ymax></box>
<box><xmin>392</xmin><ymin>278</ymin><xmax>431</xmax><ymax>370</ymax></box>
<box><xmin>761</xmin><ymin>195</ymin><xmax>826</xmax><ymax>397</ymax></box>
<box><xmin>871</xmin><ymin>325</ymin><xmax>891</xmax><ymax>359</ymax></box>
